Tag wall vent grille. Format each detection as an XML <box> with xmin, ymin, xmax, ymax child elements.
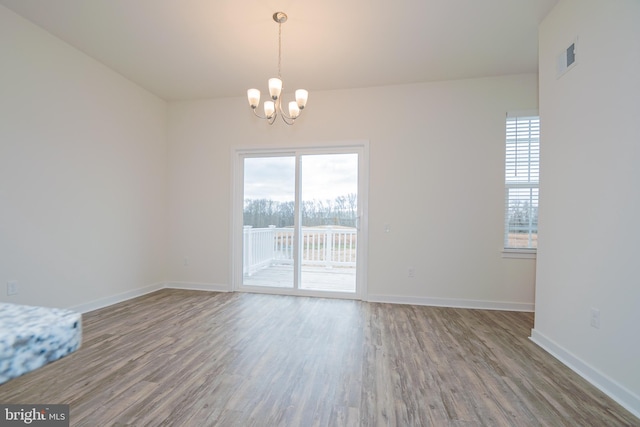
<box><xmin>557</xmin><ymin>39</ymin><xmax>578</xmax><ymax>78</ymax></box>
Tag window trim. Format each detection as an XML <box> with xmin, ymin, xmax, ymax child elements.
<box><xmin>502</xmin><ymin>248</ymin><xmax>537</xmax><ymax>259</ymax></box>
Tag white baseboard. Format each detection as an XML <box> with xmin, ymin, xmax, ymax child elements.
<box><xmin>366</xmin><ymin>294</ymin><xmax>534</xmax><ymax>312</ymax></box>
<box><xmin>68</xmin><ymin>282</ymin><xmax>164</xmax><ymax>313</ymax></box>
<box><xmin>164</xmin><ymin>282</ymin><xmax>230</xmax><ymax>293</ymax></box>
<box><xmin>66</xmin><ymin>282</ymin><xmax>229</xmax><ymax>314</ymax></box>
<box><xmin>70</xmin><ymin>286</ymin><xmax>530</xmax><ymax>314</ymax></box>
<box><xmin>530</xmin><ymin>329</ymin><xmax>640</xmax><ymax>419</ymax></box>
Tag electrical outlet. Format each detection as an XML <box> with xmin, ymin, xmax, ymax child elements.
<box><xmin>7</xmin><ymin>280</ymin><xmax>19</xmax><ymax>296</ymax></box>
<box><xmin>408</xmin><ymin>267</ymin><xmax>415</xmax><ymax>278</ymax></box>
<box><xmin>183</xmin><ymin>256</ymin><xmax>189</xmax><ymax>267</ymax></box>
<box><xmin>590</xmin><ymin>308</ymin><xmax>601</xmax><ymax>329</ymax></box>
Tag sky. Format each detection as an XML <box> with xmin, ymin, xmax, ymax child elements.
<box><xmin>244</xmin><ymin>153</ymin><xmax>358</xmax><ymax>202</ymax></box>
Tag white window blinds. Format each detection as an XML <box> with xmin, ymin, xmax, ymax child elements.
<box><xmin>505</xmin><ymin>113</ymin><xmax>540</xmax><ymax>250</ymax></box>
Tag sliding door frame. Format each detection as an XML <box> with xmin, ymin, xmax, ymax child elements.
<box><xmin>230</xmin><ymin>141</ymin><xmax>369</xmax><ymax>300</ymax></box>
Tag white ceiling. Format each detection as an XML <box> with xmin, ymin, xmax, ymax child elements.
<box><xmin>0</xmin><ymin>0</ymin><xmax>558</xmax><ymax>101</ymax></box>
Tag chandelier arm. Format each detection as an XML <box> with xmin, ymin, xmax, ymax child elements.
<box><xmin>276</xmin><ymin>97</ymin><xmax>298</xmax><ymax>125</ymax></box>
<box><xmin>251</xmin><ymin>108</ymin><xmax>269</xmax><ymax>120</ymax></box>
<box><xmin>280</xmin><ymin>114</ymin><xmax>296</xmax><ymax>125</ymax></box>
<box><xmin>279</xmin><ymin>105</ymin><xmax>296</xmax><ymax>121</ymax></box>
<box><xmin>251</xmin><ymin>108</ymin><xmax>267</xmax><ymax>119</ymax></box>
<box><xmin>278</xmin><ymin>96</ymin><xmax>304</xmax><ymax>122</ymax></box>
<box><xmin>279</xmin><ymin>110</ymin><xmax>299</xmax><ymax>123</ymax></box>
<box><xmin>251</xmin><ymin>107</ymin><xmax>278</xmax><ymax>124</ymax></box>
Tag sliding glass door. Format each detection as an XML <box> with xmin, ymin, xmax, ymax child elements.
<box><xmin>299</xmin><ymin>153</ymin><xmax>358</xmax><ymax>292</ymax></box>
<box><xmin>242</xmin><ymin>155</ymin><xmax>295</xmax><ymax>288</ymax></box>
<box><xmin>234</xmin><ymin>145</ymin><xmax>367</xmax><ymax>298</ymax></box>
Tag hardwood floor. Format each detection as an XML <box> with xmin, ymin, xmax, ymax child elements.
<box><xmin>0</xmin><ymin>289</ymin><xmax>637</xmax><ymax>426</ymax></box>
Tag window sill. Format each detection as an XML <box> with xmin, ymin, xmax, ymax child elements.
<box><xmin>502</xmin><ymin>249</ymin><xmax>537</xmax><ymax>259</ymax></box>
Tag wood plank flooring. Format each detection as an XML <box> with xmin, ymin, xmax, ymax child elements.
<box><xmin>0</xmin><ymin>289</ymin><xmax>637</xmax><ymax>426</ymax></box>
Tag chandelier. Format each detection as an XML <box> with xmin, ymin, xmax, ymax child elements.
<box><xmin>247</xmin><ymin>12</ymin><xmax>308</xmax><ymax>125</ymax></box>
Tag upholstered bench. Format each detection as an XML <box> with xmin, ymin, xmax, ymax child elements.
<box><xmin>0</xmin><ymin>302</ymin><xmax>82</xmax><ymax>384</ymax></box>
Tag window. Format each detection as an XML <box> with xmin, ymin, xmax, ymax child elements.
<box><xmin>504</xmin><ymin>112</ymin><xmax>539</xmax><ymax>254</ymax></box>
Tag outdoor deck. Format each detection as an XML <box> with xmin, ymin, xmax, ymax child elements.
<box><xmin>243</xmin><ymin>265</ymin><xmax>356</xmax><ymax>293</ymax></box>
<box><xmin>243</xmin><ymin>226</ymin><xmax>357</xmax><ymax>293</ymax></box>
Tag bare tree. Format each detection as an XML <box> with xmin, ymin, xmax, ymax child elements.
<box><xmin>244</xmin><ymin>194</ymin><xmax>359</xmax><ymax>228</ymax></box>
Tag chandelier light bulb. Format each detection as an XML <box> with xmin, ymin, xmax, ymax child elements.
<box><xmin>288</xmin><ymin>102</ymin><xmax>300</xmax><ymax>118</ymax></box>
<box><xmin>268</xmin><ymin>78</ymin><xmax>283</xmax><ymax>100</ymax></box>
<box><xmin>295</xmin><ymin>89</ymin><xmax>308</xmax><ymax>109</ymax></box>
<box><xmin>247</xmin><ymin>89</ymin><xmax>260</xmax><ymax>109</ymax></box>
<box><xmin>264</xmin><ymin>101</ymin><xmax>275</xmax><ymax>119</ymax></box>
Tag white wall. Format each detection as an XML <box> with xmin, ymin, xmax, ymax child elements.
<box><xmin>0</xmin><ymin>6</ymin><xmax>168</xmax><ymax>310</ymax></box>
<box><xmin>167</xmin><ymin>74</ymin><xmax>538</xmax><ymax>309</ymax></box>
<box><xmin>533</xmin><ymin>0</ymin><xmax>640</xmax><ymax>416</ymax></box>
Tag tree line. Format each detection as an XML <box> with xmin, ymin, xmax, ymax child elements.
<box><xmin>244</xmin><ymin>194</ymin><xmax>357</xmax><ymax>228</ymax></box>
<box><xmin>507</xmin><ymin>200</ymin><xmax>538</xmax><ymax>231</ymax></box>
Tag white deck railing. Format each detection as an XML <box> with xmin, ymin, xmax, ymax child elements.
<box><xmin>243</xmin><ymin>225</ymin><xmax>357</xmax><ymax>276</ymax></box>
